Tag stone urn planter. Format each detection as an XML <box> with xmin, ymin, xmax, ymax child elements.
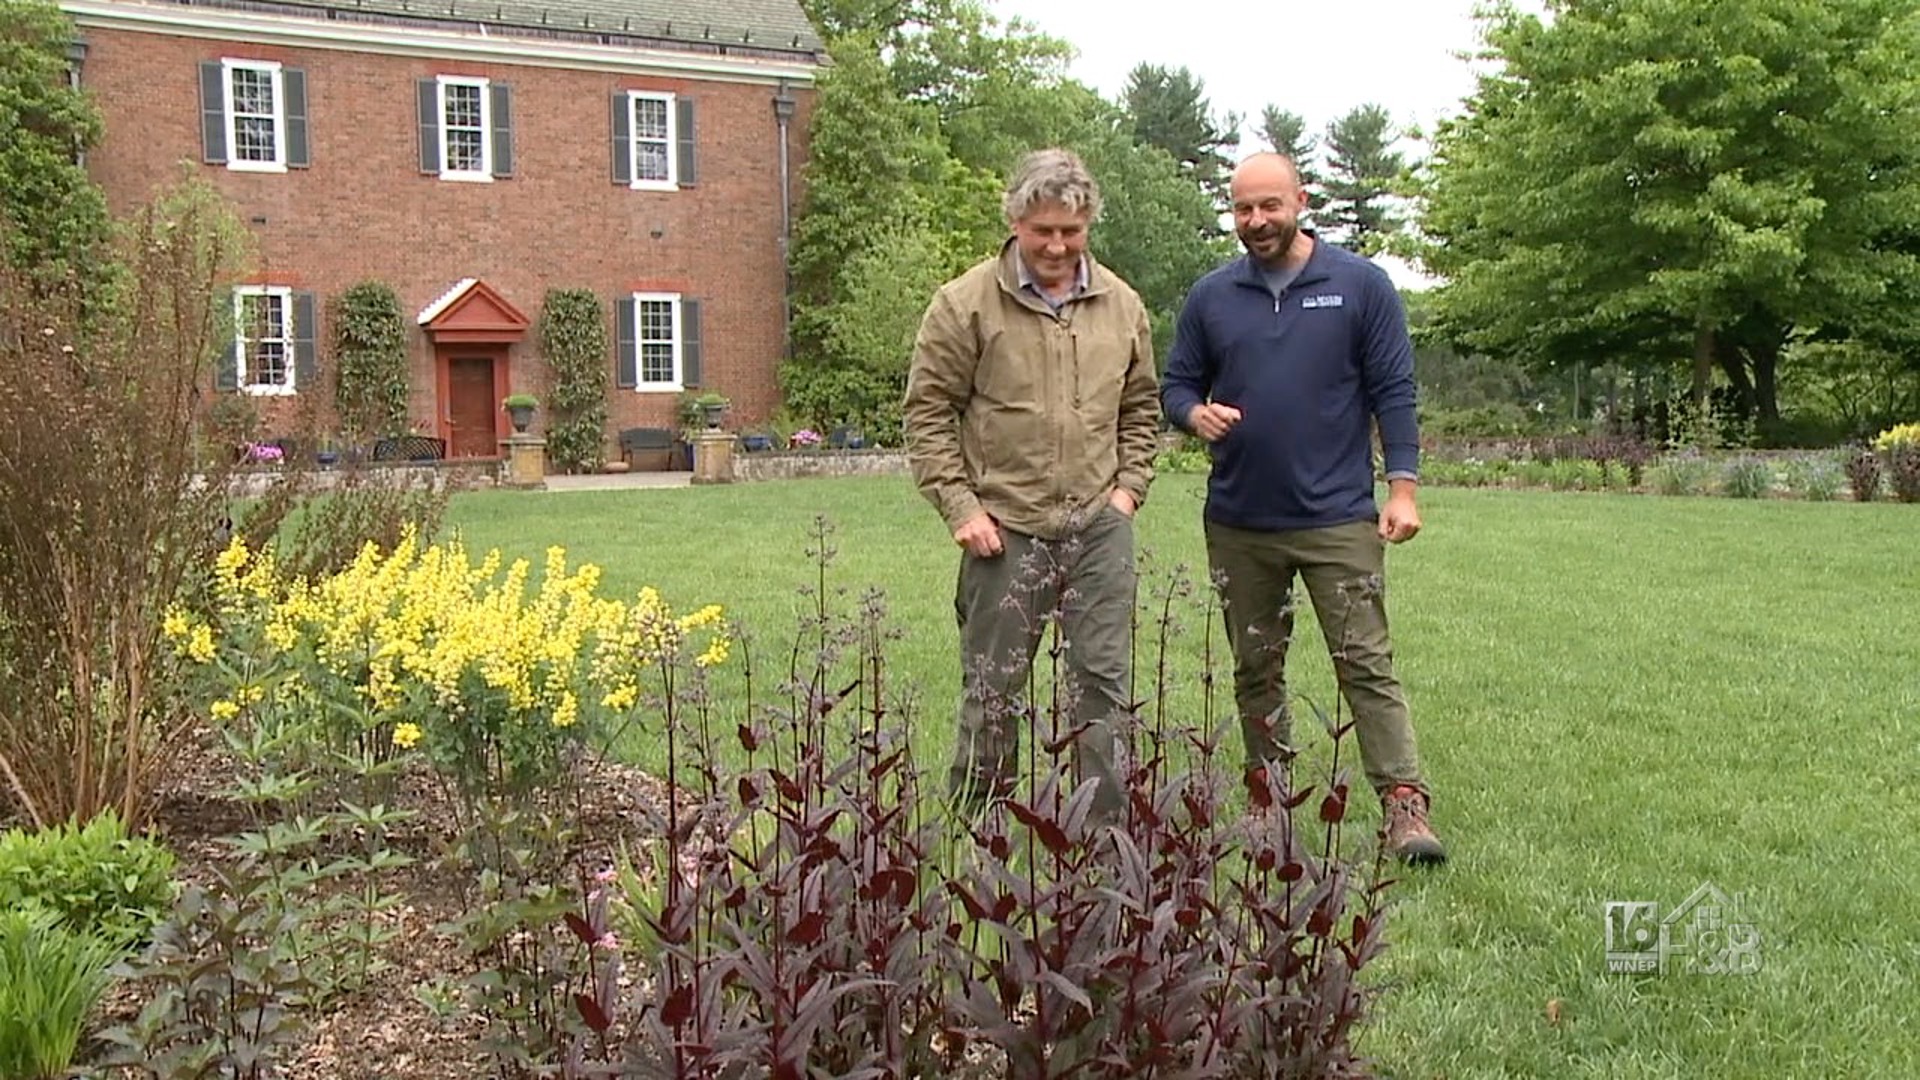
<box><xmin>503</xmin><ymin>393</ymin><xmax>538</xmax><ymax>434</ymax></box>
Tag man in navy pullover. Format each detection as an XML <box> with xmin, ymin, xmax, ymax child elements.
<box><xmin>1162</xmin><ymin>152</ymin><xmax>1445</xmax><ymax>864</ymax></box>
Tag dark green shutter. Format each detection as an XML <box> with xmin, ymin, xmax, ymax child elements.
<box><xmin>417</xmin><ymin>78</ymin><xmax>438</xmax><ymax>173</ymax></box>
<box><xmin>615</xmin><ymin>296</ymin><xmax>636</xmax><ymax>388</ymax></box>
<box><xmin>214</xmin><ymin>290</ymin><xmax>238</xmax><ymax>390</ymax></box>
<box><xmin>490</xmin><ymin>82</ymin><xmax>512</xmax><ymax>178</ymax></box>
<box><xmin>610</xmin><ymin>90</ymin><xmax>630</xmax><ymax>184</ymax></box>
<box><xmin>284</xmin><ymin>68</ymin><xmax>309</xmax><ymax>168</ymax></box>
<box><xmin>199</xmin><ymin>61</ymin><xmax>227</xmax><ymax>163</ymax></box>
<box><xmin>292</xmin><ymin>291</ymin><xmax>316</xmax><ymax>390</ymax></box>
<box><xmin>675</xmin><ymin>97</ymin><xmax>696</xmax><ymax>186</ymax></box>
<box><xmin>680</xmin><ymin>298</ymin><xmax>702</xmax><ymax>387</ymax></box>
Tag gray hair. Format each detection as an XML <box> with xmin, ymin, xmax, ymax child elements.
<box><xmin>1003</xmin><ymin>148</ymin><xmax>1102</xmax><ymax>224</ymax></box>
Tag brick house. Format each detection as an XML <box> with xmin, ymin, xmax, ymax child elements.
<box><xmin>63</xmin><ymin>0</ymin><xmax>821</xmax><ymax>460</ymax></box>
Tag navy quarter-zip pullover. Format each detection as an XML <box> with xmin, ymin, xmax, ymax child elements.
<box><xmin>1161</xmin><ymin>240</ymin><xmax>1419</xmax><ymax>530</ymax></box>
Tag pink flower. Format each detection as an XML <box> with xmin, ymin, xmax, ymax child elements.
<box><xmin>595</xmin><ymin>932</ymin><xmax>621</xmax><ymax>951</ymax></box>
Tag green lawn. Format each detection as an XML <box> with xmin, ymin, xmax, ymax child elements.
<box><xmin>445</xmin><ymin>476</ymin><xmax>1920</xmax><ymax>1079</ymax></box>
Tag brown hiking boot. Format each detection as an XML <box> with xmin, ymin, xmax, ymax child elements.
<box><xmin>1381</xmin><ymin>785</ymin><xmax>1447</xmax><ymax>865</ymax></box>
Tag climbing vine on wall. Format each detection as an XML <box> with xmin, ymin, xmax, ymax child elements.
<box><xmin>539</xmin><ymin>289</ymin><xmax>609</xmax><ymax>473</ymax></box>
<box><xmin>331</xmin><ymin>282</ymin><xmax>410</xmax><ymax>441</ymax></box>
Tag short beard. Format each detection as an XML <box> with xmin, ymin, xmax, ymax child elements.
<box><xmin>1240</xmin><ymin>220</ymin><xmax>1299</xmax><ymax>266</ymax></box>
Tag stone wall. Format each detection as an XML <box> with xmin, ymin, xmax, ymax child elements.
<box><xmin>731</xmin><ymin>449</ymin><xmax>910</xmax><ymax>482</ymax></box>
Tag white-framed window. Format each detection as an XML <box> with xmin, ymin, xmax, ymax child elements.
<box><xmin>438</xmin><ymin>75</ymin><xmax>491</xmax><ymax>181</ymax></box>
<box><xmin>224</xmin><ymin>59</ymin><xmax>286</xmax><ymax>172</ymax></box>
<box><xmin>628</xmin><ymin>91</ymin><xmax>676</xmax><ymax>189</ymax></box>
<box><xmin>633</xmin><ymin>292</ymin><xmax>681</xmax><ymax>389</ymax></box>
<box><xmin>235</xmin><ymin>286</ymin><xmax>295</xmax><ymax>395</ymax></box>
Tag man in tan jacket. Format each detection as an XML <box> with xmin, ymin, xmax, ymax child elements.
<box><xmin>903</xmin><ymin>148</ymin><xmax>1161</xmax><ymax>822</ymax></box>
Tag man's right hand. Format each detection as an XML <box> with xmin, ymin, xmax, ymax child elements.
<box><xmin>953</xmin><ymin>513</ymin><xmax>1004</xmax><ymax>558</ymax></box>
<box><xmin>1188</xmin><ymin>402</ymin><xmax>1243</xmax><ymax>442</ymax></box>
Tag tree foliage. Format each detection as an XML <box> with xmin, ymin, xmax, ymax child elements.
<box><xmin>1320</xmin><ymin>103</ymin><xmax>1406</xmax><ymax>256</ymax></box>
<box><xmin>1256</xmin><ymin>106</ymin><xmax>1327</xmax><ymax>209</ymax></box>
<box><xmin>783</xmin><ymin>32</ymin><xmax>990</xmax><ymax>437</ymax></box>
<box><xmin>1077</xmin><ymin>103</ymin><xmax>1235</xmax><ymax>359</ymax></box>
<box><xmin>0</xmin><ymin>0</ymin><xmax>113</xmax><ymax>300</ymax></box>
<box><xmin>1122</xmin><ymin>62</ymin><xmax>1240</xmax><ymax>208</ymax></box>
<box><xmin>784</xmin><ymin>9</ymin><xmax>1231</xmax><ymax>431</ymax></box>
<box><xmin>1418</xmin><ymin>0</ymin><xmax>1920</xmax><ymax>430</ymax></box>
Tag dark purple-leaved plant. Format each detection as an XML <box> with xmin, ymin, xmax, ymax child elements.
<box><xmin>622</xmin><ymin>519</ymin><xmax>1395</xmax><ymax>1078</ymax></box>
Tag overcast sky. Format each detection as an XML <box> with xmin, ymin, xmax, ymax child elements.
<box><xmin>994</xmin><ymin>0</ymin><xmax>1529</xmax><ymax>285</ymax></box>
<box><xmin>996</xmin><ymin>0</ymin><xmax>1505</xmax><ymax>148</ymax></box>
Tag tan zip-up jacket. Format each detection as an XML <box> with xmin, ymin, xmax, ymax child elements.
<box><xmin>904</xmin><ymin>239</ymin><xmax>1160</xmax><ymax>541</ymax></box>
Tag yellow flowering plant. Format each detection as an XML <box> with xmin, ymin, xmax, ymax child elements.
<box><xmin>1873</xmin><ymin>422</ymin><xmax>1920</xmax><ymax>502</ymax></box>
<box><xmin>168</xmin><ymin>527</ymin><xmax>732</xmax><ymax>804</ymax></box>
<box><xmin>1870</xmin><ymin>422</ymin><xmax>1920</xmax><ymax>454</ymax></box>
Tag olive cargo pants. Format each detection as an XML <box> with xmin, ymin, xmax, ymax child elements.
<box><xmin>1205</xmin><ymin>518</ymin><xmax>1426</xmax><ymax>797</ymax></box>
<box><xmin>949</xmin><ymin>506</ymin><xmax>1134</xmax><ymax>821</ymax></box>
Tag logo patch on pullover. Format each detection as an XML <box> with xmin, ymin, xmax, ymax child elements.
<box><xmin>1300</xmin><ymin>293</ymin><xmax>1345</xmax><ymax>309</ymax></box>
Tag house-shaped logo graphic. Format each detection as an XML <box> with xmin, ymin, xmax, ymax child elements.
<box><xmin>1604</xmin><ymin>881</ymin><xmax>1763</xmax><ymax>975</ymax></box>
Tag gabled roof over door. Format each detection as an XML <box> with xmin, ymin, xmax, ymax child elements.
<box><xmin>418</xmin><ymin>278</ymin><xmax>530</xmax><ymax>344</ymax></box>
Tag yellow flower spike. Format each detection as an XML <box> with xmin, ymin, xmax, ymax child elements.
<box><xmin>695</xmin><ymin>633</ymin><xmax>731</xmax><ymax>668</ymax></box>
<box><xmin>550</xmin><ymin>691</ymin><xmax>579</xmax><ymax>728</ymax></box>
<box><xmin>162</xmin><ymin>607</ymin><xmax>190</xmax><ymax>640</ymax></box>
<box><xmin>392</xmin><ymin>722</ymin><xmax>424</xmax><ymax>749</ymax></box>
<box><xmin>186</xmin><ymin>624</ymin><xmax>217</xmax><ymax>664</ymax></box>
<box><xmin>210</xmin><ymin>699</ymin><xmax>239</xmax><ymax>721</ymax></box>
<box><xmin>214</xmin><ymin>537</ymin><xmax>250</xmax><ymax>578</ymax></box>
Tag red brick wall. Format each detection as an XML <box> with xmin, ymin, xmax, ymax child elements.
<box><xmin>79</xmin><ymin>24</ymin><xmax>815</xmax><ymax>450</ymax></box>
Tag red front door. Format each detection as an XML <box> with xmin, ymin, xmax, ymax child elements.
<box><xmin>447</xmin><ymin>356</ymin><xmax>497</xmax><ymax>457</ymax></box>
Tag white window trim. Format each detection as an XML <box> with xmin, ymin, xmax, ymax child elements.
<box><xmin>626</xmin><ymin>90</ymin><xmax>676</xmax><ymax>191</ymax></box>
<box><xmin>437</xmin><ymin>74</ymin><xmax>493</xmax><ymax>182</ymax></box>
<box><xmin>235</xmin><ymin>285</ymin><xmax>296</xmax><ymax>396</ymax></box>
<box><xmin>222</xmin><ymin>58</ymin><xmax>286</xmax><ymax>173</ymax></box>
<box><xmin>632</xmin><ymin>291</ymin><xmax>683</xmax><ymax>392</ymax></box>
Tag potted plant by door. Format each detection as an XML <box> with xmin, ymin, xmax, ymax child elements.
<box><xmin>693</xmin><ymin>392</ymin><xmax>730</xmax><ymax>429</ymax></box>
<box><xmin>503</xmin><ymin>393</ymin><xmax>539</xmax><ymax>434</ymax></box>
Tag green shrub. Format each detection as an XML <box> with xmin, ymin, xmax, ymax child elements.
<box><xmin>1783</xmin><ymin>457</ymin><xmax>1844</xmax><ymax>502</ymax></box>
<box><xmin>1515</xmin><ymin>459</ymin><xmax>1554</xmax><ymax>488</ymax></box>
<box><xmin>1721</xmin><ymin>458</ymin><xmax>1774</xmax><ymax>499</ymax></box>
<box><xmin>1649</xmin><ymin>453</ymin><xmax>1715</xmax><ymax>496</ymax></box>
<box><xmin>1545</xmin><ymin>458</ymin><xmax>1605</xmax><ymax>491</ymax></box>
<box><xmin>0</xmin><ymin>906</ymin><xmax>118</xmax><ymax>1080</ymax></box>
<box><xmin>1154</xmin><ymin>435</ymin><xmax>1212</xmax><ymax>474</ymax></box>
<box><xmin>0</xmin><ymin>809</ymin><xmax>177</xmax><ymax>947</ymax></box>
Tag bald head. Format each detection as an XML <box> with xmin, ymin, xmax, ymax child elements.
<box><xmin>1230</xmin><ymin>152</ymin><xmax>1310</xmax><ymax>267</ymax></box>
<box><xmin>1231</xmin><ymin>152</ymin><xmax>1303</xmax><ymax>201</ymax></box>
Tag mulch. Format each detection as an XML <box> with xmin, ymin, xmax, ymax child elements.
<box><xmin>43</xmin><ymin>733</ymin><xmax>688</xmax><ymax>1079</ymax></box>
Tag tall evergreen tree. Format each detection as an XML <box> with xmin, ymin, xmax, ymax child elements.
<box><xmin>1122</xmin><ymin>63</ymin><xmax>1239</xmax><ymax>207</ymax></box>
<box><xmin>1320</xmin><ymin>103</ymin><xmax>1405</xmax><ymax>255</ymax></box>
